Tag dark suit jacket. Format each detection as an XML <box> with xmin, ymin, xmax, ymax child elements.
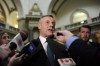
<box><xmin>18</xmin><ymin>37</ymin><xmax>68</xmax><ymax>66</ymax></box>
<box><xmin>68</xmin><ymin>39</ymin><xmax>100</xmax><ymax>66</ymax></box>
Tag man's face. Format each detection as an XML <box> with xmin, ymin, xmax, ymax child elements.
<box><xmin>79</xmin><ymin>27</ymin><xmax>91</xmax><ymax>41</ymax></box>
<box><xmin>38</xmin><ymin>16</ymin><xmax>55</xmax><ymax>37</ymax></box>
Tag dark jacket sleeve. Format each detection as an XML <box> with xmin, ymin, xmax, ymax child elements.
<box><xmin>68</xmin><ymin>39</ymin><xmax>100</xmax><ymax>66</ymax></box>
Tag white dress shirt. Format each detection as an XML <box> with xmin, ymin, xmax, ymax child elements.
<box><xmin>39</xmin><ymin>36</ymin><xmax>55</xmax><ymax>59</ymax></box>
<box><xmin>39</xmin><ymin>36</ymin><xmax>48</xmax><ymax>54</ymax></box>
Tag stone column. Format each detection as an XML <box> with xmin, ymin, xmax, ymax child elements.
<box><xmin>18</xmin><ymin>18</ymin><xmax>28</xmax><ymax>31</ymax></box>
<box><xmin>28</xmin><ymin>27</ymin><xmax>34</xmax><ymax>41</ymax></box>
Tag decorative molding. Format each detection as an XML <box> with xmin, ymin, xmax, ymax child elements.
<box><xmin>17</xmin><ymin>17</ymin><xmax>25</xmax><ymax>22</ymax></box>
<box><xmin>3</xmin><ymin>0</ymin><xmax>17</xmax><ymax>14</ymax></box>
<box><xmin>51</xmin><ymin>0</ymin><xmax>67</xmax><ymax>15</ymax></box>
<box><xmin>51</xmin><ymin>0</ymin><xmax>58</xmax><ymax>15</ymax></box>
<box><xmin>11</xmin><ymin>0</ymin><xmax>17</xmax><ymax>11</ymax></box>
<box><xmin>0</xmin><ymin>3</ymin><xmax>6</xmax><ymax>22</ymax></box>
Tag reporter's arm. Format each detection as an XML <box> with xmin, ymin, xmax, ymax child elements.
<box><xmin>7</xmin><ymin>53</ymin><xmax>23</xmax><ymax>66</ymax></box>
<box><xmin>65</xmin><ymin>35</ymin><xmax>79</xmax><ymax>49</ymax></box>
<box><xmin>55</xmin><ymin>30</ymin><xmax>100</xmax><ymax>65</ymax></box>
<box><xmin>55</xmin><ymin>30</ymin><xmax>78</xmax><ymax>48</ymax></box>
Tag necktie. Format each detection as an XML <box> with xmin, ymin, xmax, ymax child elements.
<box><xmin>47</xmin><ymin>44</ymin><xmax>55</xmax><ymax>66</ymax></box>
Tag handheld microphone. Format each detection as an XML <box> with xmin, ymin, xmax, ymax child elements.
<box><xmin>17</xmin><ymin>42</ymin><xmax>36</xmax><ymax>57</ymax></box>
<box><xmin>9</xmin><ymin>42</ymin><xmax>17</xmax><ymax>51</ymax></box>
<box><xmin>7</xmin><ymin>31</ymin><xmax>28</xmax><ymax>52</ymax></box>
<box><xmin>7</xmin><ymin>42</ymin><xmax>17</xmax><ymax>57</ymax></box>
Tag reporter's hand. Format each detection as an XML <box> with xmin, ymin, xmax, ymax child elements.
<box><xmin>54</xmin><ymin>32</ymin><xmax>66</xmax><ymax>43</ymax></box>
<box><xmin>55</xmin><ymin>30</ymin><xmax>73</xmax><ymax>43</ymax></box>
<box><xmin>8</xmin><ymin>53</ymin><xmax>23</xmax><ymax>66</ymax></box>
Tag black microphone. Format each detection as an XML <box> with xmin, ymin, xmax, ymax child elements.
<box><xmin>9</xmin><ymin>42</ymin><xmax>17</xmax><ymax>51</ymax></box>
<box><xmin>7</xmin><ymin>42</ymin><xmax>17</xmax><ymax>57</ymax></box>
<box><xmin>17</xmin><ymin>41</ymin><xmax>36</xmax><ymax>57</ymax></box>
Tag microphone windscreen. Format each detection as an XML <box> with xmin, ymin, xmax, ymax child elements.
<box><xmin>9</xmin><ymin>42</ymin><xmax>17</xmax><ymax>51</ymax></box>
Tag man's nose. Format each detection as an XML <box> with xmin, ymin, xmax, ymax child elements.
<box><xmin>49</xmin><ymin>22</ymin><xmax>53</xmax><ymax>26</ymax></box>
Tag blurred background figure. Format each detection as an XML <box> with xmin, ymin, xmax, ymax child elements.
<box><xmin>78</xmin><ymin>25</ymin><xmax>91</xmax><ymax>42</ymax></box>
<box><xmin>78</xmin><ymin>25</ymin><xmax>100</xmax><ymax>46</ymax></box>
<box><xmin>0</xmin><ymin>31</ymin><xmax>10</xmax><ymax>45</ymax></box>
<box><xmin>95</xmin><ymin>30</ymin><xmax>100</xmax><ymax>43</ymax></box>
<box><xmin>78</xmin><ymin>25</ymin><xmax>93</xmax><ymax>45</ymax></box>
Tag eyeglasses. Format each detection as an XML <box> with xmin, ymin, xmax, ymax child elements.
<box><xmin>2</xmin><ymin>36</ymin><xmax>9</xmax><ymax>39</ymax></box>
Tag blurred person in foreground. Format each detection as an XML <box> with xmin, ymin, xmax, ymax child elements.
<box><xmin>0</xmin><ymin>47</ymin><xmax>23</xmax><ymax>66</ymax></box>
<box><xmin>95</xmin><ymin>30</ymin><xmax>100</xmax><ymax>43</ymax></box>
<box><xmin>0</xmin><ymin>31</ymin><xmax>17</xmax><ymax>66</ymax></box>
<box><xmin>0</xmin><ymin>44</ymin><xmax>11</xmax><ymax>66</ymax></box>
<box><xmin>55</xmin><ymin>30</ymin><xmax>100</xmax><ymax>66</ymax></box>
<box><xmin>7</xmin><ymin>53</ymin><xmax>23</xmax><ymax>66</ymax></box>
<box><xmin>0</xmin><ymin>31</ymin><xmax>11</xmax><ymax>66</ymax></box>
<box><xmin>8</xmin><ymin>15</ymin><xmax>69</xmax><ymax>66</ymax></box>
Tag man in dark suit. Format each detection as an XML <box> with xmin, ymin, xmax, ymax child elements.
<box><xmin>7</xmin><ymin>15</ymin><xmax>69</xmax><ymax>66</ymax></box>
<box><xmin>55</xmin><ymin>30</ymin><xmax>100</xmax><ymax>66</ymax></box>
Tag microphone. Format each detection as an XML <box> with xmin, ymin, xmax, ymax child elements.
<box><xmin>9</xmin><ymin>42</ymin><xmax>17</xmax><ymax>51</ymax></box>
<box><xmin>7</xmin><ymin>42</ymin><xmax>17</xmax><ymax>57</ymax></box>
<box><xmin>17</xmin><ymin>42</ymin><xmax>36</xmax><ymax>57</ymax></box>
<box><xmin>7</xmin><ymin>31</ymin><xmax>28</xmax><ymax>52</ymax></box>
<box><xmin>58</xmin><ymin>58</ymin><xmax>76</xmax><ymax>66</ymax></box>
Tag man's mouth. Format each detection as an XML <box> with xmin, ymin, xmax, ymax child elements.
<box><xmin>48</xmin><ymin>29</ymin><xmax>54</xmax><ymax>32</ymax></box>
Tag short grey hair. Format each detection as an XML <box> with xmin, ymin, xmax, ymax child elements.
<box><xmin>39</xmin><ymin>15</ymin><xmax>54</xmax><ymax>23</ymax></box>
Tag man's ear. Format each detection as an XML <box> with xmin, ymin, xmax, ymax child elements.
<box><xmin>38</xmin><ymin>23</ymin><xmax>41</xmax><ymax>30</ymax></box>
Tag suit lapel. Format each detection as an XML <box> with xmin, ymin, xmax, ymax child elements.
<box><xmin>32</xmin><ymin>38</ymin><xmax>44</xmax><ymax>55</ymax></box>
<box><xmin>27</xmin><ymin>38</ymin><xmax>51</xmax><ymax>66</ymax></box>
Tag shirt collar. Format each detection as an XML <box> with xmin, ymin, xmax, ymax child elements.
<box><xmin>39</xmin><ymin>36</ymin><xmax>47</xmax><ymax>44</ymax></box>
